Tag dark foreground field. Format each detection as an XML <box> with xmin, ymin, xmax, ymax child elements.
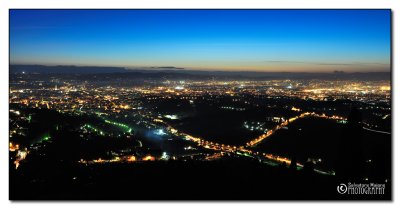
<box><xmin>10</xmin><ymin>157</ymin><xmax>391</xmax><ymax>200</ymax></box>
<box><xmin>253</xmin><ymin>117</ymin><xmax>391</xmax><ymax>174</ymax></box>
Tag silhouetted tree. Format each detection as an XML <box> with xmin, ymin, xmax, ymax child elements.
<box><xmin>290</xmin><ymin>156</ymin><xmax>297</xmax><ymax>171</ymax></box>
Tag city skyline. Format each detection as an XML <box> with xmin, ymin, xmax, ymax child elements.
<box><xmin>10</xmin><ymin>10</ymin><xmax>391</xmax><ymax>72</ymax></box>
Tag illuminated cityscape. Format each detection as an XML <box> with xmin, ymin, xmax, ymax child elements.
<box><xmin>9</xmin><ymin>10</ymin><xmax>391</xmax><ymax>200</ymax></box>
<box><xmin>9</xmin><ymin>69</ymin><xmax>391</xmax><ymax>199</ymax></box>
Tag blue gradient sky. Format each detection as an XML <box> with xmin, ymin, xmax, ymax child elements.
<box><xmin>10</xmin><ymin>10</ymin><xmax>391</xmax><ymax>72</ymax></box>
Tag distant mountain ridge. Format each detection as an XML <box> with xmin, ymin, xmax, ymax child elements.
<box><xmin>9</xmin><ymin>64</ymin><xmax>391</xmax><ymax>80</ymax></box>
<box><xmin>10</xmin><ymin>65</ymin><xmax>128</xmax><ymax>74</ymax></box>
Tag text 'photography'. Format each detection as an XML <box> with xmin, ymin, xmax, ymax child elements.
<box><xmin>9</xmin><ymin>9</ymin><xmax>391</xmax><ymax>200</ymax></box>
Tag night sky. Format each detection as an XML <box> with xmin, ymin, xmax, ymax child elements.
<box><xmin>10</xmin><ymin>10</ymin><xmax>391</xmax><ymax>72</ymax></box>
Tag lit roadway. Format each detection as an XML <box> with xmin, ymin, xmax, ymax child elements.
<box><xmin>154</xmin><ymin>112</ymin><xmax>347</xmax><ymax>176</ymax></box>
<box><xmin>246</xmin><ymin>112</ymin><xmax>346</xmax><ymax>147</ymax></box>
<box><xmin>362</xmin><ymin>127</ymin><xmax>390</xmax><ymax>135</ymax></box>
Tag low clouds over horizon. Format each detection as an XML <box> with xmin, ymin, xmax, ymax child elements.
<box><xmin>264</xmin><ymin>60</ymin><xmax>389</xmax><ymax>66</ymax></box>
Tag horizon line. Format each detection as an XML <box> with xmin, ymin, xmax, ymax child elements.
<box><xmin>9</xmin><ymin>63</ymin><xmax>391</xmax><ymax>74</ymax></box>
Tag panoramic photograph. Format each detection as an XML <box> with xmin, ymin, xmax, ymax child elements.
<box><xmin>9</xmin><ymin>9</ymin><xmax>391</xmax><ymax>200</ymax></box>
